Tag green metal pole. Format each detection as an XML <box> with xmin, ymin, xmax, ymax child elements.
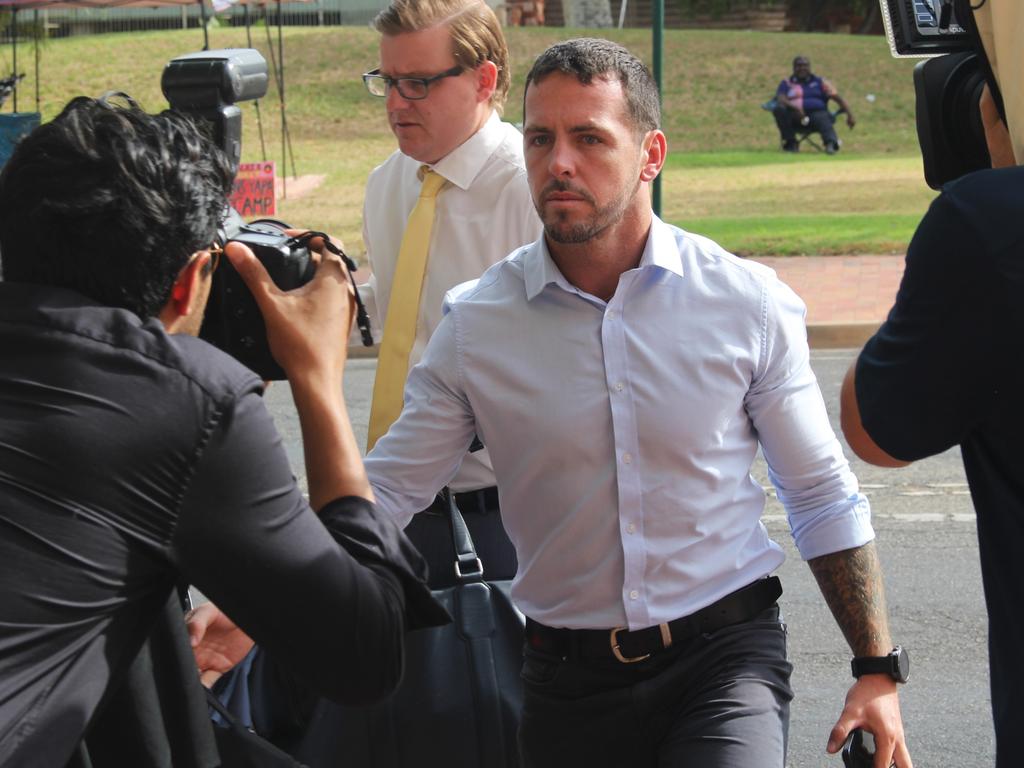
<box><xmin>652</xmin><ymin>0</ymin><xmax>663</xmax><ymax>217</ymax></box>
<box><xmin>12</xmin><ymin>9</ymin><xmax>18</xmax><ymax>113</ymax></box>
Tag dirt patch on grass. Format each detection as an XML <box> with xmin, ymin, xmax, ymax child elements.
<box><xmin>275</xmin><ymin>174</ymin><xmax>326</xmax><ymax>201</ymax></box>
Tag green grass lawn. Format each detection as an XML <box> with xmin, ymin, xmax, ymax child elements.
<box><xmin>9</xmin><ymin>24</ymin><xmax>935</xmax><ymax>257</ymax></box>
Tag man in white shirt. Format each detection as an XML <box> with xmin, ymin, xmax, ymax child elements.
<box><xmin>366</xmin><ymin>38</ymin><xmax>913</xmax><ymax>767</ymax></box>
<box><xmin>357</xmin><ymin>0</ymin><xmax>541</xmax><ymax>586</ymax></box>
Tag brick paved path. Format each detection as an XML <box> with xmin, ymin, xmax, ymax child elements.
<box><xmin>751</xmin><ymin>255</ymin><xmax>906</xmax><ymax>347</ymax></box>
<box><xmin>352</xmin><ymin>255</ymin><xmax>908</xmax><ymax>351</ymax></box>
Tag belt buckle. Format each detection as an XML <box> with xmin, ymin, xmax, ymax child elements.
<box><xmin>609</xmin><ymin>627</ymin><xmax>650</xmax><ymax>664</ymax></box>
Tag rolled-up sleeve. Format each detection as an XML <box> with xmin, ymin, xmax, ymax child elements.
<box><xmin>746</xmin><ymin>274</ymin><xmax>874</xmax><ymax>560</ymax></box>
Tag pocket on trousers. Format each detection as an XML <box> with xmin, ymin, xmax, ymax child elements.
<box><xmin>700</xmin><ymin>605</ymin><xmax>787</xmax><ymax>643</ymax></box>
<box><xmin>521</xmin><ymin>647</ymin><xmax>563</xmax><ymax>687</ymax></box>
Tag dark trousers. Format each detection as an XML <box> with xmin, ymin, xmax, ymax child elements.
<box><xmin>404</xmin><ymin>486</ymin><xmax>518</xmax><ymax>589</ymax></box>
<box><xmin>773</xmin><ymin>104</ymin><xmax>837</xmax><ymax>147</ymax></box>
<box><xmin>518</xmin><ymin>606</ymin><xmax>793</xmax><ymax>768</ymax></box>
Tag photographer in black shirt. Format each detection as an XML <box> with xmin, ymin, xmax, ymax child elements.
<box><xmin>841</xmin><ymin>4</ymin><xmax>1022</xmax><ymax>765</ymax></box>
<box><xmin>0</xmin><ymin>96</ymin><xmax>444</xmax><ymax>767</ymax></box>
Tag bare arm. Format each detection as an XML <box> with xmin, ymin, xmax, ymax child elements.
<box><xmin>809</xmin><ymin>542</ymin><xmax>913</xmax><ymax>767</ymax></box>
<box><xmin>980</xmin><ymin>84</ymin><xmax>1015</xmax><ymax>168</ymax></box>
<box><xmin>808</xmin><ymin>542</ymin><xmax>891</xmax><ymax>657</ymax></box>
<box><xmin>776</xmin><ymin>90</ymin><xmax>802</xmax><ymax>116</ymax></box>
<box><xmin>831</xmin><ymin>92</ymin><xmax>856</xmax><ymax>128</ymax></box>
<box><xmin>840</xmin><ymin>363</ymin><xmax>910</xmax><ymax>468</ymax></box>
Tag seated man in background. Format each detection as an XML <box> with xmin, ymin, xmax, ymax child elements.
<box><xmin>0</xmin><ymin>96</ymin><xmax>444</xmax><ymax>768</ymax></box>
<box><xmin>772</xmin><ymin>55</ymin><xmax>856</xmax><ymax>153</ymax></box>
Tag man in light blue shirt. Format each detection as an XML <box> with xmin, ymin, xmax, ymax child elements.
<box><xmin>366</xmin><ymin>38</ymin><xmax>912</xmax><ymax>768</ymax></box>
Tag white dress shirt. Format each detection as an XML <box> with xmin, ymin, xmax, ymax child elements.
<box><xmin>365</xmin><ymin>216</ymin><xmax>874</xmax><ymax>630</ymax></box>
<box><xmin>357</xmin><ymin>110</ymin><xmax>541</xmax><ymax>491</ymax></box>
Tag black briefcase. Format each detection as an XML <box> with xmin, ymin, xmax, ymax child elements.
<box><xmin>290</xmin><ymin>489</ymin><xmax>524</xmax><ymax>768</ymax></box>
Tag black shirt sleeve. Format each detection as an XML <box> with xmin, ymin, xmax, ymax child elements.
<box><xmin>170</xmin><ymin>387</ymin><xmax>447</xmax><ymax>706</ymax></box>
<box><xmin>855</xmin><ymin>186</ymin><xmax>997</xmax><ymax>462</ymax></box>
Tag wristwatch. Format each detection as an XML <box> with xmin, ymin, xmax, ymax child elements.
<box><xmin>851</xmin><ymin>645</ymin><xmax>909</xmax><ymax>683</ymax></box>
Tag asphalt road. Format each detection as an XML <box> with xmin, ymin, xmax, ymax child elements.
<box><xmin>264</xmin><ymin>348</ymin><xmax>994</xmax><ymax>768</ymax></box>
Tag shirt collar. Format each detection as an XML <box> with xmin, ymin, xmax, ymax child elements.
<box><xmin>642</xmin><ymin>215</ymin><xmax>685</xmax><ymax>277</ymax></box>
<box><xmin>523</xmin><ymin>215</ymin><xmax>684</xmax><ymax>301</ymax></box>
<box><xmin>428</xmin><ymin>110</ymin><xmax>504</xmax><ymax>191</ymax></box>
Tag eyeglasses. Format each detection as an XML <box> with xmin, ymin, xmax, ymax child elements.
<box><xmin>362</xmin><ymin>65</ymin><xmax>464</xmax><ymax>101</ymax></box>
<box><xmin>205</xmin><ymin>241</ymin><xmax>223</xmax><ymax>276</ymax></box>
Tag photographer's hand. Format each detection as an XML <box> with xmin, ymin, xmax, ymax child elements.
<box><xmin>225</xmin><ymin>237</ymin><xmax>354</xmax><ymax>384</ymax></box>
<box><xmin>226</xmin><ymin>238</ymin><xmax>372</xmax><ymax>508</ymax></box>
<box><xmin>186</xmin><ymin>602</ymin><xmax>255</xmax><ymax>687</ymax></box>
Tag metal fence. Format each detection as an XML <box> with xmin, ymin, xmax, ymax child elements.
<box><xmin>16</xmin><ymin>1</ymin><xmax>388</xmax><ymax>39</ymax></box>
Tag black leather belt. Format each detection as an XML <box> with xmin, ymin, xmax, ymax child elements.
<box><xmin>426</xmin><ymin>486</ymin><xmax>499</xmax><ymax>517</ymax></box>
<box><xmin>525</xmin><ymin>576</ymin><xmax>782</xmax><ymax>664</ymax></box>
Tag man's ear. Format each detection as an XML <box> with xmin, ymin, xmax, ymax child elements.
<box><xmin>158</xmin><ymin>252</ymin><xmax>210</xmax><ymax>332</ymax></box>
<box><xmin>475</xmin><ymin>60</ymin><xmax>499</xmax><ymax>104</ymax></box>
<box><xmin>639</xmin><ymin>129</ymin><xmax>667</xmax><ymax>183</ymax></box>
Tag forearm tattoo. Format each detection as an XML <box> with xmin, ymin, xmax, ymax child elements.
<box><xmin>808</xmin><ymin>542</ymin><xmax>892</xmax><ymax>656</ymax></box>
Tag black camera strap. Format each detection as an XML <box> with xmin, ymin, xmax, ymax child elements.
<box><xmin>286</xmin><ymin>231</ymin><xmax>374</xmax><ymax>347</ymax></box>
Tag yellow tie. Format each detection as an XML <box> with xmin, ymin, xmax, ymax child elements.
<box><xmin>367</xmin><ymin>167</ymin><xmax>447</xmax><ymax>450</ymax></box>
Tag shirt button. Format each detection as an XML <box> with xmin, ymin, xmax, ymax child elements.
<box><xmin>629</xmin><ymin>590</ymin><xmax>639</xmax><ymax>600</ymax></box>
<box><xmin>622</xmin><ymin>452</ymin><xmax>632</xmax><ymax>464</ymax></box>
<box><xmin>626</xmin><ymin>523</ymin><xmax>636</xmax><ymax>534</ymax></box>
<box><xmin>615</xmin><ymin>381</ymin><xmax>625</xmax><ymax>392</ymax></box>
<box><xmin>606</xmin><ymin>310</ymin><xmax>616</xmax><ymax>320</ymax></box>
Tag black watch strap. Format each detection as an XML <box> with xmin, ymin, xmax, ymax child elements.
<box><xmin>851</xmin><ymin>645</ymin><xmax>909</xmax><ymax>683</ymax></box>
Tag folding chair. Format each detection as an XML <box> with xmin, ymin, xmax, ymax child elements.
<box><xmin>761</xmin><ymin>98</ymin><xmax>846</xmax><ymax>152</ymax></box>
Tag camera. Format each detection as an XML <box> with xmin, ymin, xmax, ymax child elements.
<box><xmin>161</xmin><ymin>48</ymin><xmax>268</xmax><ymax>174</ymax></box>
<box><xmin>162</xmin><ymin>50</ymin><xmax>372</xmax><ymax>380</ymax></box>
<box><xmin>880</xmin><ymin>0</ymin><xmax>973</xmax><ymax>58</ymax></box>
<box><xmin>880</xmin><ymin>0</ymin><xmax>1003</xmax><ymax>189</ymax></box>
<box><xmin>200</xmin><ymin>217</ymin><xmax>315</xmax><ymax>380</ymax></box>
<box><xmin>199</xmin><ymin>214</ymin><xmax>371</xmax><ymax>380</ymax></box>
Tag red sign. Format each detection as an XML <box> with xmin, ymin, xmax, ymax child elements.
<box><xmin>230</xmin><ymin>162</ymin><xmax>276</xmax><ymax>217</ymax></box>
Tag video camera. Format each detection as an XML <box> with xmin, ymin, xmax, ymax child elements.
<box><xmin>161</xmin><ymin>49</ymin><xmax>372</xmax><ymax>380</ymax></box>
<box><xmin>880</xmin><ymin>0</ymin><xmax>1005</xmax><ymax>189</ymax></box>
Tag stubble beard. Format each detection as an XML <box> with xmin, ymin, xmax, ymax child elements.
<box><xmin>540</xmin><ymin>178</ymin><xmax>640</xmax><ymax>245</ymax></box>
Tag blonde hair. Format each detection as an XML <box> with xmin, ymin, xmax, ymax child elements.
<box><xmin>373</xmin><ymin>0</ymin><xmax>511</xmax><ymax>112</ymax></box>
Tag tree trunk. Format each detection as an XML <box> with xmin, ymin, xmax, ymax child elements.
<box><xmin>857</xmin><ymin>2</ymin><xmax>879</xmax><ymax>34</ymax></box>
<box><xmin>797</xmin><ymin>0</ymin><xmax>830</xmax><ymax>31</ymax></box>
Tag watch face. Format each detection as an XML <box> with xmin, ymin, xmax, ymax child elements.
<box><xmin>894</xmin><ymin>646</ymin><xmax>910</xmax><ymax>683</ymax></box>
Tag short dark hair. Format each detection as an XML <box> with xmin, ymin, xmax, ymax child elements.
<box><xmin>0</xmin><ymin>96</ymin><xmax>234</xmax><ymax>318</ymax></box>
<box><xmin>523</xmin><ymin>38</ymin><xmax>660</xmax><ymax>134</ymax></box>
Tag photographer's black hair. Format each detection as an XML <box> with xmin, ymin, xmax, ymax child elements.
<box><xmin>523</xmin><ymin>38</ymin><xmax>661</xmax><ymax>136</ymax></box>
<box><xmin>0</xmin><ymin>96</ymin><xmax>234</xmax><ymax>319</ymax></box>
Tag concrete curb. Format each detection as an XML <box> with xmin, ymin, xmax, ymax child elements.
<box><xmin>349</xmin><ymin>344</ymin><xmax>381</xmax><ymax>360</ymax></box>
<box><xmin>806</xmin><ymin>321</ymin><xmax>880</xmax><ymax>350</ymax></box>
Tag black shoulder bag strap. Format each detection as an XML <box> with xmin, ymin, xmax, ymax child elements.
<box><xmin>440</xmin><ymin>487</ymin><xmax>512</xmax><ymax>768</ymax></box>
